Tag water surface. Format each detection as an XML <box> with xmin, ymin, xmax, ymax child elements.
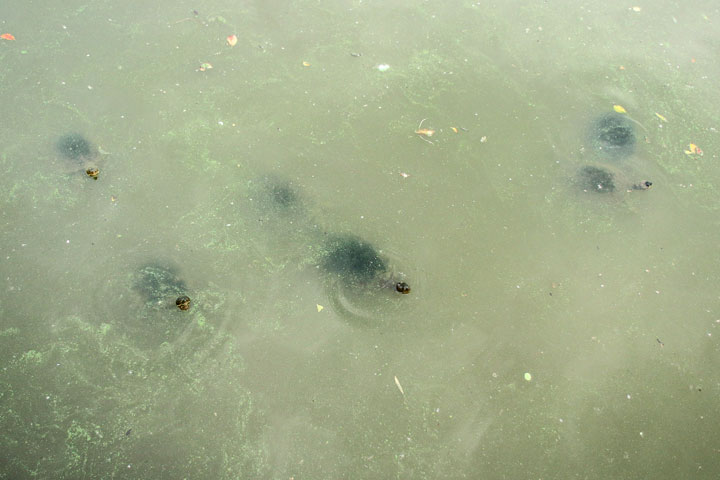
<box><xmin>1</xmin><ymin>1</ymin><xmax>719</xmax><ymax>478</ymax></box>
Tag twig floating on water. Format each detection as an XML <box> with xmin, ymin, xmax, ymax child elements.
<box><xmin>394</xmin><ymin>375</ymin><xmax>405</xmax><ymax>396</ymax></box>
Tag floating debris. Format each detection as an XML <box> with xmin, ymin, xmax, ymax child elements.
<box><xmin>415</xmin><ymin>128</ymin><xmax>435</xmax><ymax>137</ymax></box>
<box><xmin>415</xmin><ymin>118</ymin><xmax>435</xmax><ymax>144</ymax></box>
<box><xmin>684</xmin><ymin>143</ymin><xmax>703</xmax><ymax>156</ymax></box>
<box><xmin>394</xmin><ymin>375</ymin><xmax>405</xmax><ymax>396</ymax></box>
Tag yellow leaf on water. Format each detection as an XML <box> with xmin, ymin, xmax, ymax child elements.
<box><xmin>316</xmin><ymin>304</ymin><xmax>324</xmax><ymax>312</ymax></box>
<box><xmin>655</xmin><ymin>112</ymin><xmax>668</xmax><ymax>122</ymax></box>
<box><xmin>613</xmin><ymin>104</ymin><xmax>627</xmax><ymax>114</ymax></box>
<box><xmin>685</xmin><ymin>143</ymin><xmax>703</xmax><ymax>156</ymax></box>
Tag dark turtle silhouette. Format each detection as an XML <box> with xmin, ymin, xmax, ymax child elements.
<box><xmin>577</xmin><ymin>164</ymin><xmax>651</xmax><ymax>195</ymax></box>
<box><xmin>320</xmin><ymin>235</ymin><xmax>412</xmax><ymax>325</ymax></box>
<box><xmin>55</xmin><ymin>133</ymin><xmax>102</xmax><ymax>179</ymax></box>
<box><xmin>320</xmin><ymin>234</ymin><xmax>388</xmax><ymax>285</ymax></box>
<box><xmin>248</xmin><ymin>174</ymin><xmax>304</xmax><ymax>217</ymax></box>
<box><xmin>578</xmin><ymin>165</ymin><xmax>616</xmax><ymax>193</ymax></box>
<box><xmin>133</xmin><ymin>264</ymin><xmax>188</xmax><ymax>307</ymax></box>
<box><xmin>319</xmin><ymin>234</ymin><xmax>413</xmax><ymax>292</ymax></box>
<box><xmin>591</xmin><ymin>113</ymin><xmax>636</xmax><ymax>157</ymax></box>
<box><xmin>57</xmin><ymin>133</ymin><xmax>94</xmax><ymax>162</ymax></box>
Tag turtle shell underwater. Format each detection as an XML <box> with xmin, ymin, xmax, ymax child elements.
<box><xmin>55</xmin><ymin>133</ymin><xmax>102</xmax><ymax>180</ymax></box>
<box><xmin>576</xmin><ymin>111</ymin><xmax>652</xmax><ymax>195</ymax></box>
<box><xmin>318</xmin><ymin>234</ymin><xmax>413</xmax><ymax>325</ymax></box>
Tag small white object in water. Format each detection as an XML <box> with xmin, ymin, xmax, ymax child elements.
<box><xmin>376</xmin><ymin>64</ymin><xmax>390</xmax><ymax>72</ymax></box>
<box><xmin>524</xmin><ymin>372</ymin><xmax>532</xmax><ymax>381</ymax></box>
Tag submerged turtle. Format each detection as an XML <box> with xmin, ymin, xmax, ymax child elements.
<box><xmin>320</xmin><ymin>234</ymin><xmax>412</xmax><ymax>293</ymax></box>
<box><xmin>318</xmin><ymin>234</ymin><xmax>412</xmax><ymax>324</ymax></box>
<box><xmin>57</xmin><ymin>133</ymin><xmax>94</xmax><ymax>162</ymax></box>
<box><xmin>248</xmin><ymin>174</ymin><xmax>305</xmax><ymax>216</ymax></box>
<box><xmin>578</xmin><ymin>165</ymin><xmax>616</xmax><ymax>193</ymax></box>
<box><xmin>321</xmin><ymin>234</ymin><xmax>388</xmax><ymax>285</ymax></box>
<box><xmin>133</xmin><ymin>264</ymin><xmax>189</xmax><ymax>308</ymax></box>
<box><xmin>577</xmin><ymin>164</ymin><xmax>652</xmax><ymax>195</ymax></box>
<box><xmin>55</xmin><ymin>133</ymin><xmax>101</xmax><ymax>179</ymax></box>
<box><xmin>591</xmin><ymin>113</ymin><xmax>636</xmax><ymax>158</ymax></box>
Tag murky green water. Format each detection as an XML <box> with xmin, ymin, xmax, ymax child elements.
<box><xmin>2</xmin><ymin>1</ymin><xmax>720</xmax><ymax>478</ymax></box>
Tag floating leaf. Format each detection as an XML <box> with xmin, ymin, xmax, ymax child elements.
<box><xmin>0</xmin><ymin>33</ymin><xmax>15</xmax><ymax>41</ymax></box>
<box><xmin>316</xmin><ymin>304</ymin><xmax>324</xmax><ymax>312</ymax></box>
<box><xmin>451</xmin><ymin>127</ymin><xmax>458</xmax><ymax>133</ymax></box>
<box><xmin>655</xmin><ymin>112</ymin><xmax>668</xmax><ymax>122</ymax></box>
<box><xmin>613</xmin><ymin>104</ymin><xmax>627</xmax><ymax>114</ymax></box>
<box><xmin>226</xmin><ymin>34</ymin><xmax>238</xmax><ymax>47</ymax></box>
<box><xmin>302</xmin><ymin>61</ymin><xmax>310</xmax><ymax>67</ymax></box>
<box><xmin>684</xmin><ymin>143</ymin><xmax>703</xmax><ymax>156</ymax></box>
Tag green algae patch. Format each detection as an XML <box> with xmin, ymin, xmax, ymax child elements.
<box><xmin>0</xmin><ymin>315</ymin><xmax>269</xmax><ymax>479</ymax></box>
